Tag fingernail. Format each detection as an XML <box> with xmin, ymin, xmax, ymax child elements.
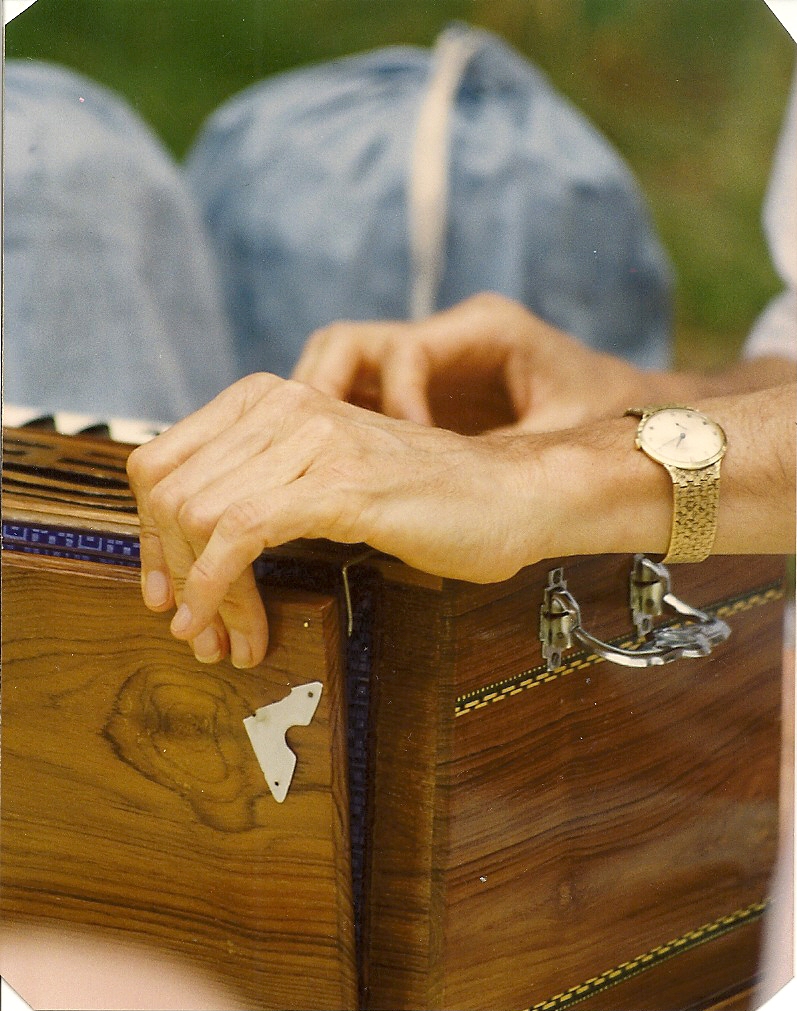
<box><xmin>193</xmin><ymin>626</ymin><xmax>222</xmax><ymax>664</ymax></box>
<box><xmin>171</xmin><ymin>603</ymin><xmax>192</xmax><ymax>635</ymax></box>
<box><xmin>229</xmin><ymin>631</ymin><xmax>251</xmax><ymax>669</ymax></box>
<box><xmin>144</xmin><ymin>570</ymin><xmax>170</xmax><ymax>608</ymax></box>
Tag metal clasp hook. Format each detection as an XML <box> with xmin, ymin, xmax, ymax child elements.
<box><xmin>539</xmin><ymin>556</ymin><xmax>730</xmax><ymax>671</ymax></box>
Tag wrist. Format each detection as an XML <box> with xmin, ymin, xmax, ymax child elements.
<box><xmin>491</xmin><ymin>382</ymin><xmax>795</xmax><ymax>569</ymax></box>
<box><xmin>509</xmin><ymin>418</ymin><xmax>673</xmax><ymax>564</ymax></box>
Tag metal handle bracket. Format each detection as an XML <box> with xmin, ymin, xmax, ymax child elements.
<box><xmin>540</xmin><ymin>556</ymin><xmax>730</xmax><ymax>671</ymax></box>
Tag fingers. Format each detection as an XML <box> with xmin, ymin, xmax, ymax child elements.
<box><xmin>138</xmin><ymin>522</ymin><xmax>174</xmax><ymax>611</ymax></box>
<box><xmin>293</xmin><ymin>296</ymin><xmax>537</xmax><ymax>425</ymax></box>
<box><xmin>129</xmin><ymin>373</ymin><xmax>280</xmax><ymax>486</ymax></box>
<box><xmin>167</xmin><ymin>438</ymin><xmax>320</xmax><ymax>660</ymax></box>
<box><xmin>128</xmin><ymin>392</ymin><xmax>343</xmax><ymax>668</ymax></box>
<box><xmin>127</xmin><ymin>374</ymin><xmax>288</xmax><ymax>667</ymax></box>
<box><xmin>127</xmin><ymin>373</ymin><xmax>280</xmax><ymax>602</ymax></box>
<box><xmin>138</xmin><ymin>494</ymin><xmax>265</xmax><ymax>668</ymax></box>
<box><xmin>162</xmin><ymin>453</ymin><xmax>346</xmax><ymax>669</ymax></box>
<box><xmin>292</xmin><ymin>323</ymin><xmax>368</xmax><ymax>398</ymax></box>
<box><xmin>382</xmin><ymin>339</ymin><xmax>434</xmax><ymax>423</ymax></box>
<box><xmin>293</xmin><ymin>321</ymin><xmax>434</xmax><ymax>424</ymax></box>
<box><xmin>172</xmin><ymin>563</ymin><xmax>268</xmax><ymax>669</ymax></box>
<box><xmin>176</xmin><ymin>483</ymin><xmax>325</xmax><ymax>638</ymax></box>
<box><xmin>146</xmin><ymin>479</ymin><xmax>234</xmax><ymax>664</ymax></box>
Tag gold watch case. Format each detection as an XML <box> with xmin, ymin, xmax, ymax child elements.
<box><xmin>634</xmin><ymin>407</ymin><xmax>726</xmax><ymax>470</ymax></box>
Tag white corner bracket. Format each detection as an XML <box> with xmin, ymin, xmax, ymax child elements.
<box><xmin>243</xmin><ymin>682</ymin><xmax>323</xmax><ymax>803</ymax></box>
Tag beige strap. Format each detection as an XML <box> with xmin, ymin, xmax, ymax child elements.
<box><xmin>408</xmin><ymin>27</ymin><xmax>481</xmax><ymax>319</ymax></box>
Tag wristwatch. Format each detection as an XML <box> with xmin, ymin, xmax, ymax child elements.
<box><xmin>625</xmin><ymin>405</ymin><xmax>727</xmax><ymax>564</ymax></box>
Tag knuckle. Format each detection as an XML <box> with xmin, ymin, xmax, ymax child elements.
<box><xmin>246</xmin><ymin>371</ymin><xmax>274</xmax><ymax>392</ymax></box>
<box><xmin>177</xmin><ymin>496</ymin><xmax>214</xmax><ymax>542</ymax></box>
<box><xmin>266</xmin><ymin>377</ymin><xmax>314</xmax><ymax>413</ymax></box>
<box><xmin>300</xmin><ymin>411</ymin><xmax>337</xmax><ymax>446</ymax></box>
<box><xmin>219</xmin><ymin>591</ymin><xmax>265</xmax><ymax>631</ymax></box>
<box><xmin>232</xmin><ymin>371</ymin><xmax>279</xmax><ymax>410</ymax></box>
<box><xmin>468</xmin><ymin>291</ymin><xmax>528</xmax><ymax>334</ymax></box>
<box><xmin>148</xmin><ymin>479</ymin><xmax>184</xmax><ymax>525</ymax></box>
<box><xmin>137</xmin><ymin>525</ymin><xmax>163</xmax><ymax>552</ymax></box>
<box><xmin>285</xmin><ymin>377</ymin><xmax>317</xmax><ymax>402</ymax></box>
<box><xmin>471</xmin><ymin>290</ymin><xmax>510</xmax><ymax>313</ymax></box>
<box><xmin>126</xmin><ymin>444</ymin><xmax>153</xmax><ymax>492</ymax></box>
<box><xmin>238</xmin><ymin>371</ymin><xmax>271</xmax><ymax>401</ymax></box>
<box><xmin>316</xmin><ymin>321</ymin><xmax>354</xmax><ymax>344</ymax></box>
<box><xmin>188</xmin><ymin>552</ymin><xmax>221</xmax><ymax>593</ymax></box>
<box><xmin>217</xmin><ymin>498</ymin><xmax>263</xmax><ymax>542</ymax></box>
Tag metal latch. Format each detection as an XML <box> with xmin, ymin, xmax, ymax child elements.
<box><xmin>540</xmin><ymin>555</ymin><xmax>730</xmax><ymax>671</ymax></box>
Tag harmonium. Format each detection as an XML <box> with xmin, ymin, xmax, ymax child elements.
<box><xmin>1</xmin><ymin>412</ymin><xmax>790</xmax><ymax>1011</ymax></box>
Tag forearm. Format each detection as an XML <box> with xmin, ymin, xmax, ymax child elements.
<box><xmin>507</xmin><ymin>382</ymin><xmax>796</xmax><ymax>567</ymax></box>
<box><xmin>128</xmin><ymin>375</ymin><xmax>794</xmax><ymax>667</ymax></box>
<box><xmin>709</xmin><ymin>382</ymin><xmax>796</xmax><ymax>553</ymax></box>
<box><xmin>291</xmin><ymin>293</ymin><xmax>797</xmax><ymax>434</ymax></box>
<box><xmin>646</xmin><ymin>354</ymin><xmax>797</xmax><ymax>404</ymax></box>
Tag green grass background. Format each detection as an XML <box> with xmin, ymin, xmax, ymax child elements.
<box><xmin>6</xmin><ymin>0</ymin><xmax>795</xmax><ymax>369</ymax></box>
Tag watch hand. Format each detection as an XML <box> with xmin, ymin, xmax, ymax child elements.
<box><xmin>659</xmin><ymin>432</ymin><xmax>687</xmax><ymax>450</ymax></box>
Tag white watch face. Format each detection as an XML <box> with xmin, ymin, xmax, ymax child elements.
<box><xmin>638</xmin><ymin>408</ymin><xmax>726</xmax><ymax>469</ymax></box>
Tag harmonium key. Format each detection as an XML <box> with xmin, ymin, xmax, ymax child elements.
<box><xmin>1</xmin><ymin>419</ymin><xmax>788</xmax><ymax>1011</ymax></box>
<box><xmin>1</xmin><ymin>404</ymin><xmax>169</xmax><ymax>444</ymax></box>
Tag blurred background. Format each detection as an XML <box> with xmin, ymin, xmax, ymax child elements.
<box><xmin>5</xmin><ymin>0</ymin><xmax>795</xmax><ymax>370</ymax></box>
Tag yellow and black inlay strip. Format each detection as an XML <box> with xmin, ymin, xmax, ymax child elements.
<box><xmin>455</xmin><ymin>581</ymin><xmax>784</xmax><ymax>717</ymax></box>
<box><xmin>710</xmin><ymin>584</ymin><xmax>785</xmax><ymax>621</ymax></box>
<box><xmin>527</xmin><ymin>899</ymin><xmax>768</xmax><ymax>1011</ymax></box>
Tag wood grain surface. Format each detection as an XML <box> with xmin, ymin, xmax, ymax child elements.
<box><xmin>1</xmin><ymin>553</ymin><xmax>357</xmax><ymax>1010</ymax></box>
<box><xmin>2</xmin><ymin>427</ymin><xmax>788</xmax><ymax>1010</ymax></box>
<box><xmin>364</xmin><ymin>553</ymin><xmax>785</xmax><ymax>1011</ymax></box>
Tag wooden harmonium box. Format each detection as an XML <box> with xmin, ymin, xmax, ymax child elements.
<box><xmin>1</xmin><ymin>425</ymin><xmax>788</xmax><ymax>1011</ymax></box>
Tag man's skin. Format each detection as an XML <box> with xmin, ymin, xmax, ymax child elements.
<box><xmin>126</xmin><ymin>293</ymin><xmax>796</xmax><ymax>670</ymax></box>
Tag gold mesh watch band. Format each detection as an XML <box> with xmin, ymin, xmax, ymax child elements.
<box><xmin>663</xmin><ymin>460</ymin><xmax>722</xmax><ymax>564</ymax></box>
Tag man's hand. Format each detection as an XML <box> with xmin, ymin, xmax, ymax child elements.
<box><xmin>126</xmin><ymin>372</ymin><xmax>551</xmax><ymax>669</ymax></box>
<box><xmin>293</xmin><ymin>292</ymin><xmax>657</xmax><ymax>433</ymax></box>
<box><xmin>127</xmin><ymin>349</ymin><xmax>795</xmax><ymax>671</ymax></box>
